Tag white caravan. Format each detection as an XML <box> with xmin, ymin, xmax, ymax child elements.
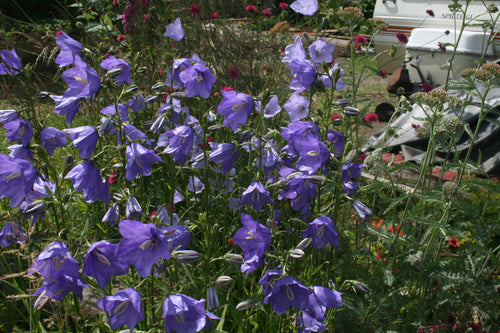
<box><xmin>373</xmin><ymin>0</ymin><xmax>500</xmax><ymax>86</ymax></box>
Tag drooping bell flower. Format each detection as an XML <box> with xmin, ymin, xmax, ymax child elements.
<box><xmin>0</xmin><ymin>221</ymin><xmax>27</xmax><ymax>248</ymax></box>
<box><xmin>293</xmin><ymin>136</ymin><xmax>329</xmax><ymax>174</ymax></box>
<box><xmin>282</xmin><ymin>36</ymin><xmax>306</xmax><ymax>63</ymax></box>
<box><xmin>263</xmin><ymin>275</ymin><xmax>313</xmax><ymax>314</ymax></box>
<box><xmin>290</xmin><ymin>0</ymin><xmax>318</xmax><ymax>16</ymax></box>
<box><xmin>101</xmin><ymin>55</ymin><xmax>131</xmax><ymax>86</ymax></box>
<box><xmin>353</xmin><ymin>200</ymin><xmax>372</xmax><ymax>220</ymax></box>
<box><xmin>127</xmin><ymin>93</ymin><xmax>145</xmax><ymax>113</ymax></box>
<box><xmin>308</xmin><ymin>38</ymin><xmax>335</xmax><ymax>65</ymax></box>
<box><xmin>55</xmin><ymin>31</ymin><xmax>83</xmax><ymax>67</ymax></box>
<box><xmin>4</xmin><ymin>118</ymin><xmax>33</xmax><ymax>146</ymax></box>
<box><xmin>64</xmin><ymin>160</ymin><xmax>111</xmax><ymax>204</ymax></box>
<box><xmin>216</xmin><ymin>90</ymin><xmax>254</xmax><ymax>131</ymax></box>
<box><xmin>327</xmin><ymin>130</ymin><xmax>345</xmax><ymax>158</ymax></box>
<box><xmin>340</xmin><ymin>162</ymin><xmax>362</xmax><ymax>183</ymax></box>
<box><xmin>163</xmin><ymin>125</ymin><xmax>195</xmax><ymax>164</ymax></box>
<box><xmin>258</xmin><ymin>268</ymin><xmax>283</xmax><ymax>297</ymax></box>
<box><xmin>125</xmin><ymin>196</ymin><xmax>143</xmax><ymax>220</ymax></box>
<box><xmin>125</xmin><ymin>143</ymin><xmax>162</xmax><ymax>181</ymax></box>
<box><xmin>240</xmin><ymin>181</ymin><xmax>273</xmax><ymax>211</ymax></box>
<box><xmin>300</xmin><ymin>216</ymin><xmax>339</xmax><ymax>249</ymax></box>
<box><xmin>289</xmin><ymin>59</ymin><xmax>317</xmax><ymax>92</ymax></box>
<box><xmin>284</xmin><ymin>93</ymin><xmax>310</xmax><ymax>122</ymax></box>
<box><xmin>0</xmin><ymin>49</ymin><xmax>22</xmax><ymax>75</ymax></box>
<box><xmin>97</xmin><ymin>288</ymin><xmax>144</xmax><ymax>331</ymax></box>
<box><xmin>62</xmin><ymin>57</ymin><xmax>100</xmax><ymax>99</ymax></box>
<box><xmin>255</xmin><ymin>94</ymin><xmax>281</xmax><ymax>119</ymax></box>
<box><xmin>208</xmin><ymin>142</ymin><xmax>239</xmax><ymax>175</ymax></box>
<box><xmin>319</xmin><ymin>63</ymin><xmax>346</xmax><ymax>91</ymax></box>
<box><xmin>115</xmin><ymin>219</ymin><xmax>173</xmax><ymax>277</ymax></box>
<box><xmin>83</xmin><ymin>240</ymin><xmax>129</xmax><ymax>289</ymax></box>
<box><xmin>163</xmin><ymin>293</ymin><xmax>220</xmax><ymax>333</ymax></box>
<box><xmin>163</xmin><ymin>18</ymin><xmax>185</xmax><ymax>41</ymax></box>
<box><xmin>0</xmin><ymin>153</ymin><xmax>37</xmax><ymax>208</ymax></box>
<box><xmin>50</xmin><ymin>95</ymin><xmax>80</xmax><ymax>124</ymax></box>
<box><xmin>179</xmin><ymin>63</ymin><xmax>217</xmax><ymax>99</ymax></box>
<box><xmin>64</xmin><ymin>126</ymin><xmax>98</xmax><ymax>159</ymax></box>
<box><xmin>187</xmin><ymin>176</ymin><xmax>205</xmax><ymax>194</ymax></box>
<box><xmin>40</xmin><ymin>127</ymin><xmax>68</xmax><ymax>156</ymax></box>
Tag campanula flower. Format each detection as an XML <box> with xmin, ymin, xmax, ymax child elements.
<box><xmin>55</xmin><ymin>31</ymin><xmax>83</xmax><ymax>67</ymax></box>
<box><xmin>284</xmin><ymin>93</ymin><xmax>310</xmax><ymax>122</ymax></box>
<box><xmin>308</xmin><ymin>38</ymin><xmax>335</xmax><ymax>64</ymax></box>
<box><xmin>160</xmin><ymin>224</ymin><xmax>191</xmax><ymax>251</ymax></box>
<box><xmin>255</xmin><ymin>94</ymin><xmax>281</xmax><ymax>118</ymax></box>
<box><xmin>258</xmin><ymin>268</ymin><xmax>283</xmax><ymax>297</ymax></box>
<box><xmin>179</xmin><ymin>63</ymin><xmax>217</xmax><ymax>98</ymax></box>
<box><xmin>62</xmin><ymin>57</ymin><xmax>100</xmax><ymax>99</ymax></box>
<box><xmin>342</xmin><ymin>181</ymin><xmax>360</xmax><ymax>196</ymax></box>
<box><xmin>327</xmin><ymin>130</ymin><xmax>345</xmax><ymax>158</ymax></box>
<box><xmin>8</xmin><ymin>144</ymin><xmax>33</xmax><ymax>161</ymax></box>
<box><xmin>263</xmin><ymin>275</ymin><xmax>313</xmax><ymax>314</ymax></box>
<box><xmin>64</xmin><ymin>126</ymin><xmax>98</xmax><ymax>159</ymax></box>
<box><xmin>83</xmin><ymin>241</ymin><xmax>129</xmax><ymax>289</ymax></box>
<box><xmin>0</xmin><ymin>109</ymin><xmax>19</xmax><ymax>124</ymax></box>
<box><xmin>125</xmin><ymin>143</ymin><xmax>162</xmax><ymax>181</ymax></box>
<box><xmin>102</xmin><ymin>204</ymin><xmax>120</xmax><ymax>226</ymax></box>
<box><xmin>40</xmin><ymin>127</ymin><xmax>67</xmax><ymax>156</ymax></box>
<box><xmin>340</xmin><ymin>163</ymin><xmax>362</xmax><ymax>183</ymax></box>
<box><xmin>116</xmin><ymin>219</ymin><xmax>173</xmax><ymax>277</ymax></box>
<box><xmin>163</xmin><ymin>18</ymin><xmax>185</xmax><ymax>41</ymax></box>
<box><xmin>0</xmin><ymin>49</ymin><xmax>22</xmax><ymax>75</ymax></box>
<box><xmin>216</xmin><ymin>90</ymin><xmax>254</xmax><ymax>131</ymax></box>
<box><xmin>101</xmin><ymin>55</ymin><xmax>131</xmax><ymax>86</ymax></box>
<box><xmin>163</xmin><ymin>293</ymin><xmax>220</xmax><ymax>333</ymax></box>
<box><xmin>319</xmin><ymin>63</ymin><xmax>346</xmax><ymax>90</ymax></box>
<box><xmin>290</xmin><ymin>0</ymin><xmax>318</xmax><ymax>16</ymax></box>
<box><xmin>97</xmin><ymin>288</ymin><xmax>144</xmax><ymax>331</ymax></box>
<box><xmin>301</xmin><ymin>216</ymin><xmax>339</xmax><ymax>249</ymax></box>
<box><xmin>127</xmin><ymin>93</ymin><xmax>145</xmax><ymax>113</ymax></box>
<box><xmin>289</xmin><ymin>59</ymin><xmax>317</xmax><ymax>92</ymax></box>
<box><xmin>0</xmin><ymin>221</ymin><xmax>27</xmax><ymax>248</ymax></box>
<box><xmin>0</xmin><ymin>153</ymin><xmax>37</xmax><ymax>208</ymax></box>
<box><xmin>293</xmin><ymin>137</ymin><xmax>329</xmax><ymax>174</ymax></box>
<box><xmin>125</xmin><ymin>196</ymin><xmax>143</xmax><ymax>220</ymax></box>
<box><xmin>50</xmin><ymin>95</ymin><xmax>80</xmax><ymax>124</ymax></box>
<box><xmin>282</xmin><ymin>36</ymin><xmax>307</xmax><ymax>63</ymax></box>
<box><xmin>353</xmin><ymin>200</ymin><xmax>372</xmax><ymax>220</ymax></box>
<box><xmin>187</xmin><ymin>176</ymin><xmax>205</xmax><ymax>194</ymax></box>
<box><xmin>65</xmin><ymin>160</ymin><xmax>111</xmax><ymax>204</ymax></box>
<box><xmin>4</xmin><ymin>118</ymin><xmax>33</xmax><ymax>146</ymax></box>
<box><xmin>208</xmin><ymin>142</ymin><xmax>239</xmax><ymax>175</ymax></box>
<box><xmin>101</xmin><ymin>103</ymin><xmax>129</xmax><ymax>121</ymax></box>
<box><xmin>240</xmin><ymin>181</ymin><xmax>273</xmax><ymax>211</ymax></box>
<box><xmin>163</xmin><ymin>125</ymin><xmax>195</xmax><ymax>164</ymax></box>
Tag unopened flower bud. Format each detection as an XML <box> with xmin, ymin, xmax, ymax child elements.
<box><xmin>296</xmin><ymin>238</ymin><xmax>311</xmax><ymax>250</ymax></box>
<box><xmin>353</xmin><ymin>281</ymin><xmax>370</xmax><ymax>294</ymax></box>
<box><xmin>174</xmin><ymin>250</ymin><xmax>200</xmax><ymax>263</ymax></box>
<box><xmin>99</xmin><ymin>118</ymin><xmax>115</xmax><ymax>136</ymax></box>
<box><xmin>37</xmin><ymin>91</ymin><xmax>50</xmax><ymax>99</ymax></box>
<box><xmin>442</xmin><ymin>181</ymin><xmax>459</xmax><ymax>202</ymax></box>
<box><xmin>105</xmin><ymin>67</ymin><xmax>123</xmax><ymax>78</ymax></box>
<box><xmin>206</xmin><ymin>286</ymin><xmax>219</xmax><ymax>311</ymax></box>
<box><xmin>152</xmin><ymin>82</ymin><xmax>166</xmax><ymax>92</ymax></box>
<box><xmin>170</xmin><ymin>91</ymin><xmax>186</xmax><ymax>99</ymax></box>
<box><xmin>23</xmin><ymin>200</ymin><xmax>47</xmax><ymax>217</ymax></box>
<box><xmin>289</xmin><ymin>248</ymin><xmax>305</xmax><ymax>259</ymax></box>
<box><xmin>215</xmin><ymin>275</ymin><xmax>233</xmax><ymax>287</ymax></box>
<box><xmin>224</xmin><ymin>253</ymin><xmax>244</xmax><ymax>265</ymax></box>
<box><xmin>145</xmin><ymin>95</ymin><xmax>158</xmax><ymax>104</ymax></box>
<box><xmin>336</xmin><ymin>99</ymin><xmax>350</xmax><ymax>108</ymax></box>
<box><xmin>125</xmin><ymin>196</ymin><xmax>143</xmax><ymax>220</ymax></box>
<box><xmin>125</xmin><ymin>85</ymin><xmax>139</xmax><ymax>94</ymax></box>
<box><xmin>150</xmin><ymin>116</ymin><xmax>166</xmax><ymax>134</ymax></box>
<box><xmin>343</xmin><ymin>106</ymin><xmax>360</xmax><ymax>117</ymax></box>
<box><xmin>236</xmin><ymin>299</ymin><xmax>255</xmax><ymax>311</ymax></box>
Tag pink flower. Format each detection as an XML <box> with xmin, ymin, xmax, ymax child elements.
<box><xmin>363</xmin><ymin>112</ymin><xmax>379</xmax><ymax>123</ymax></box>
<box><xmin>112</xmin><ymin>0</ymin><xmax>118</xmax><ymax>6</ymax></box>
<box><xmin>189</xmin><ymin>5</ymin><xmax>200</xmax><ymax>15</ymax></box>
<box><xmin>227</xmin><ymin>66</ymin><xmax>240</xmax><ymax>80</ymax></box>
<box><xmin>426</xmin><ymin>9</ymin><xmax>434</xmax><ymax>17</ymax></box>
<box><xmin>117</xmin><ymin>35</ymin><xmax>126</xmax><ymax>42</ymax></box>
<box><xmin>379</xmin><ymin>69</ymin><xmax>387</xmax><ymax>78</ymax></box>
<box><xmin>222</xmin><ymin>86</ymin><xmax>234</xmax><ymax>91</ymax></box>
<box><xmin>422</xmin><ymin>82</ymin><xmax>433</xmax><ymax>92</ymax></box>
<box><xmin>331</xmin><ymin>114</ymin><xmax>341</xmax><ymax>121</ymax></box>
<box><xmin>353</xmin><ymin>35</ymin><xmax>368</xmax><ymax>46</ymax></box>
<box><xmin>262</xmin><ymin>10</ymin><xmax>272</xmax><ymax>17</ymax></box>
<box><xmin>279</xmin><ymin>2</ymin><xmax>289</xmax><ymax>10</ymax></box>
<box><xmin>210</xmin><ymin>12</ymin><xmax>218</xmax><ymax>19</ymax></box>
<box><xmin>143</xmin><ymin>14</ymin><xmax>151</xmax><ymax>23</ymax></box>
<box><xmin>246</xmin><ymin>4</ymin><xmax>258</xmax><ymax>13</ymax></box>
<box><xmin>396</xmin><ymin>32</ymin><xmax>408</xmax><ymax>44</ymax></box>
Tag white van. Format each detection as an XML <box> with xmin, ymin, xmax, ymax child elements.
<box><xmin>373</xmin><ymin>0</ymin><xmax>500</xmax><ymax>86</ymax></box>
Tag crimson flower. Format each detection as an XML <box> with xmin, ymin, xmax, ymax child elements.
<box><xmin>210</xmin><ymin>12</ymin><xmax>218</xmax><ymax>19</ymax></box>
<box><xmin>449</xmin><ymin>237</ymin><xmax>459</xmax><ymax>247</ymax></box>
<box><xmin>246</xmin><ymin>4</ymin><xmax>258</xmax><ymax>13</ymax></box>
<box><xmin>379</xmin><ymin>69</ymin><xmax>387</xmax><ymax>78</ymax></box>
<box><xmin>189</xmin><ymin>5</ymin><xmax>200</xmax><ymax>15</ymax></box>
<box><xmin>279</xmin><ymin>2</ymin><xmax>289</xmax><ymax>10</ymax></box>
<box><xmin>426</xmin><ymin>9</ymin><xmax>435</xmax><ymax>17</ymax></box>
<box><xmin>262</xmin><ymin>10</ymin><xmax>272</xmax><ymax>17</ymax></box>
<box><xmin>362</xmin><ymin>112</ymin><xmax>379</xmax><ymax>123</ymax></box>
<box><xmin>396</xmin><ymin>32</ymin><xmax>408</xmax><ymax>44</ymax></box>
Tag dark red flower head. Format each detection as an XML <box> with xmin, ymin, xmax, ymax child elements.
<box><xmin>262</xmin><ymin>10</ymin><xmax>272</xmax><ymax>17</ymax></box>
<box><xmin>426</xmin><ymin>9</ymin><xmax>435</xmax><ymax>17</ymax></box>
<box><xmin>279</xmin><ymin>2</ymin><xmax>289</xmax><ymax>10</ymax></box>
<box><xmin>189</xmin><ymin>5</ymin><xmax>201</xmax><ymax>15</ymax></box>
<box><xmin>396</xmin><ymin>32</ymin><xmax>408</xmax><ymax>44</ymax></box>
<box><xmin>379</xmin><ymin>69</ymin><xmax>387</xmax><ymax>78</ymax></box>
<box><xmin>210</xmin><ymin>12</ymin><xmax>218</xmax><ymax>19</ymax></box>
<box><xmin>246</xmin><ymin>4</ymin><xmax>258</xmax><ymax>13</ymax></box>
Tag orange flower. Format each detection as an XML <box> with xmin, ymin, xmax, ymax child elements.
<box><xmin>372</xmin><ymin>219</ymin><xmax>383</xmax><ymax>228</ymax></box>
<box><xmin>449</xmin><ymin>237</ymin><xmax>459</xmax><ymax>247</ymax></box>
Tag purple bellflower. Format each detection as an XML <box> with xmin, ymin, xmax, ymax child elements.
<box><xmin>340</xmin><ymin>162</ymin><xmax>362</xmax><ymax>183</ymax></box>
<box><xmin>308</xmin><ymin>38</ymin><xmax>335</xmax><ymax>64</ymax></box>
<box><xmin>208</xmin><ymin>142</ymin><xmax>239</xmax><ymax>175</ymax></box>
<box><xmin>101</xmin><ymin>55</ymin><xmax>131</xmax><ymax>86</ymax></box>
<box><xmin>83</xmin><ymin>241</ymin><xmax>129</xmax><ymax>289</ymax></box>
<box><xmin>216</xmin><ymin>90</ymin><xmax>254</xmax><ymax>131</ymax></box>
<box><xmin>0</xmin><ymin>153</ymin><xmax>37</xmax><ymax>208</ymax></box>
<box><xmin>62</xmin><ymin>57</ymin><xmax>100</xmax><ymax>99</ymax></box>
<box><xmin>40</xmin><ymin>127</ymin><xmax>68</xmax><ymax>156</ymax></box>
<box><xmin>0</xmin><ymin>109</ymin><xmax>19</xmax><ymax>124</ymax></box>
<box><xmin>128</xmin><ymin>93</ymin><xmax>145</xmax><ymax>113</ymax></box>
<box><xmin>301</xmin><ymin>216</ymin><xmax>339</xmax><ymax>249</ymax></box>
<box><xmin>64</xmin><ymin>126</ymin><xmax>98</xmax><ymax>159</ymax></box>
<box><xmin>240</xmin><ymin>181</ymin><xmax>274</xmax><ymax>211</ymax></box>
<box><xmin>102</xmin><ymin>204</ymin><xmax>120</xmax><ymax>226</ymax></box>
<box><xmin>233</xmin><ymin>213</ymin><xmax>272</xmax><ymax>276</ymax></box>
<box><xmin>327</xmin><ymin>130</ymin><xmax>345</xmax><ymax>158</ymax></box>
<box><xmin>0</xmin><ymin>49</ymin><xmax>22</xmax><ymax>75</ymax></box>
<box><xmin>297</xmin><ymin>286</ymin><xmax>342</xmax><ymax>332</ymax></box>
<box><xmin>163</xmin><ymin>293</ymin><xmax>220</xmax><ymax>333</ymax></box>
<box><xmin>290</xmin><ymin>0</ymin><xmax>318</xmax><ymax>16</ymax></box>
<box><xmin>50</xmin><ymin>95</ymin><xmax>80</xmax><ymax>124</ymax></box>
<box><xmin>125</xmin><ymin>196</ymin><xmax>143</xmax><ymax>220</ymax></box>
<box><xmin>164</xmin><ymin>125</ymin><xmax>195</xmax><ymax>164</ymax></box>
<box><xmin>0</xmin><ymin>221</ymin><xmax>27</xmax><ymax>248</ymax></box>
<box><xmin>342</xmin><ymin>181</ymin><xmax>360</xmax><ymax>196</ymax></box>
<box><xmin>65</xmin><ymin>160</ymin><xmax>111</xmax><ymax>204</ymax></box>
<box><xmin>123</xmin><ymin>123</ymin><xmax>147</xmax><ymax>142</ymax></box>
<box><xmin>353</xmin><ymin>200</ymin><xmax>372</xmax><ymax>220</ymax></box>
<box><xmin>289</xmin><ymin>59</ymin><xmax>317</xmax><ymax>92</ymax></box>
<box><xmin>293</xmin><ymin>137</ymin><xmax>330</xmax><ymax>174</ymax></box>
<box><xmin>187</xmin><ymin>176</ymin><xmax>205</xmax><ymax>194</ymax></box>
<box><xmin>116</xmin><ymin>219</ymin><xmax>173</xmax><ymax>277</ymax></box>
<box><xmin>255</xmin><ymin>94</ymin><xmax>281</xmax><ymax>119</ymax></box>
<box><xmin>258</xmin><ymin>268</ymin><xmax>283</xmax><ymax>297</ymax></box>
<box><xmin>179</xmin><ymin>63</ymin><xmax>217</xmax><ymax>98</ymax></box>
<box><xmin>55</xmin><ymin>32</ymin><xmax>83</xmax><ymax>67</ymax></box>
<box><xmin>8</xmin><ymin>144</ymin><xmax>33</xmax><ymax>161</ymax></box>
<box><xmin>166</xmin><ymin>57</ymin><xmax>193</xmax><ymax>89</ymax></box>
<box><xmin>160</xmin><ymin>224</ymin><xmax>191</xmax><ymax>251</ymax></box>
<box><xmin>319</xmin><ymin>63</ymin><xmax>346</xmax><ymax>91</ymax></box>
<box><xmin>163</xmin><ymin>18</ymin><xmax>185</xmax><ymax>41</ymax></box>
<box><xmin>263</xmin><ymin>275</ymin><xmax>313</xmax><ymax>314</ymax></box>
<box><xmin>97</xmin><ymin>288</ymin><xmax>144</xmax><ymax>331</ymax></box>
<box><xmin>4</xmin><ymin>118</ymin><xmax>33</xmax><ymax>146</ymax></box>
<box><xmin>125</xmin><ymin>143</ymin><xmax>162</xmax><ymax>181</ymax></box>
<box><xmin>101</xmin><ymin>103</ymin><xmax>129</xmax><ymax>121</ymax></box>
<box><xmin>284</xmin><ymin>93</ymin><xmax>310</xmax><ymax>122</ymax></box>
<box><xmin>282</xmin><ymin>36</ymin><xmax>307</xmax><ymax>63</ymax></box>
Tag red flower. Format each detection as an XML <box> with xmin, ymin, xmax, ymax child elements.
<box><xmin>222</xmin><ymin>86</ymin><xmax>234</xmax><ymax>91</ymax></box>
<box><xmin>279</xmin><ymin>2</ymin><xmax>289</xmax><ymax>10</ymax></box>
<box><xmin>56</xmin><ymin>30</ymin><xmax>64</xmax><ymax>37</ymax></box>
<box><xmin>331</xmin><ymin>114</ymin><xmax>341</xmax><ymax>121</ymax></box>
<box><xmin>143</xmin><ymin>13</ymin><xmax>151</xmax><ymax>23</ymax></box>
<box><xmin>227</xmin><ymin>66</ymin><xmax>240</xmax><ymax>80</ymax></box>
<box><xmin>422</xmin><ymin>82</ymin><xmax>433</xmax><ymax>92</ymax></box>
<box><xmin>189</xmin><ymin>4</ymin><xmax>201</xmax><ymax>15</ymax></box>
<box><xmin>353</xmin><ymin>35</ymin><xmax>368</xmax><ymax>46</ymax></box>
<box><xmin>379</xmin><ymin>69</ymin><xmax>387</xmax><ymax>78</ymax></box>
<box><xmin>210</xmin><ymin>12</ymin><xmax>218</xmax><ymax>19</ymax></box>
<box><xmin>228</xmin><ymin>238</ymin><xmax>236</xmax><ymax>245</ymax></box>
<box><xmin>449</xmin><ymin>237</ymin><xmax>459</xmax><ymax>247</ymax></box>
<box><xmin>426</xmin><ymin>9</ymin><xmax>435</xmax><ymax>17</ymax></box>
<box><xmin>262</xmin><ymin>10</ymin><xmax>272</xmax><ymax>17</ymax></box>
<box><xmin>438</xmin><ymin>42</ymin><xmax>446</xmax><ymax>52</ymax></box>
<box><xmin>246</xmin><ymin>4</ymin><xmax>258</xmax><ymax>13</ymax></box>
<box><xmin>117</xmin><ymin>34</ymin><xmax>126</xmax><ymax>42</ymax></box>
<box><xmin>363</xmin><ymin>112</ymin><xmax>379</xmax><ymax>123</ymax></box>
<box><xmin>358</xmin><ymin>153</ymin><xmax>367</xmax><ymax>161</ymax></box>
<box><xmin>109</xmin><ymin>170</ymin><xmax>118</xmax><ymax>184</ymax></box>
<box><xmin>372</xmin><ymin>219</ymin><xmax>383</xmax><ymax>228</ymax></box>
<box><xmin>396</xmin><ymin>32</ymin><xmax>408</xmax><ymax>44</ymax></box>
